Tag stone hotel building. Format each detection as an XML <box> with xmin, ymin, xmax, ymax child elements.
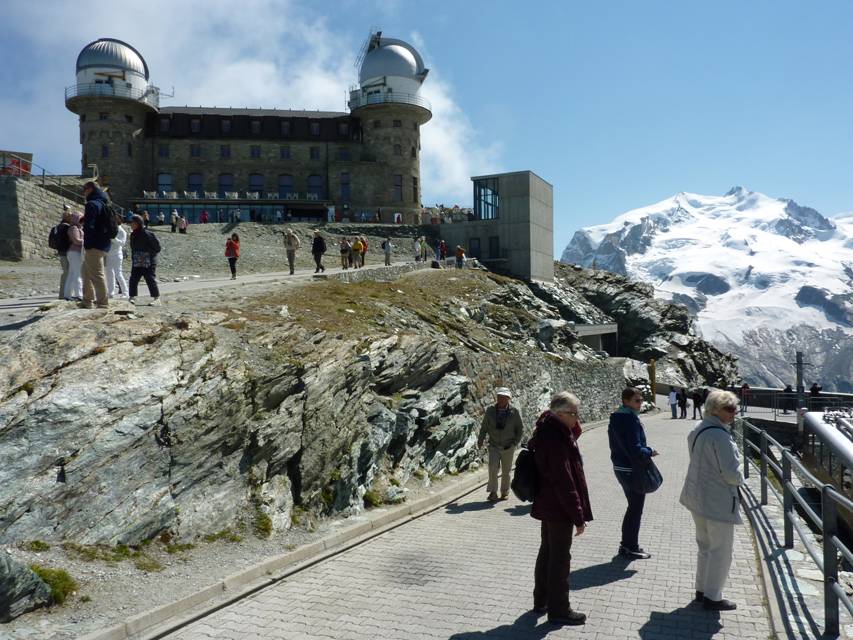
<box><xmin>65</xmin><ymin>32</ymin><xmax>432</xmax><ymax>222</ymax></box>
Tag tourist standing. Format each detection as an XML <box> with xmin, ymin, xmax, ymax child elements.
<box><xmin>106</xmin><ymin>214</ymin><xmax>128</xmax><ymax>298</ymax></box>
<box><xmin>692</xmin><ymin>388</ymin><xmax>704</xmax><ymax>420</ymax></box>
<box><xmin>529</xmin><ymin>391</ymin><xmax>592</xmax><ymax>626</ymax></box>
<box><xmin>157</xmin><ymin>211</ymin><xmax>165</xmax><ymax>226</ymax></box>
<box><xmin>782</xmin><ymin>384</ymin><xmax>795</xmax><ymax>414</ymax></box>
<box><xmin>52</xmin><ymin>206</ymin><xmax>73</xmax><ymax>299</ymax></box>
<box><xmin>64</xmin><ymin>212</ymin><xmax>85</xmax><ymax>300</ymax></box>
<box><xmin>351</xmin><ymin>237</ymin><xmax>364</xmax><ymax>268</ymax></box>
<box><xmin>340</xmin><ymin>237</ymin><xmax>351</xmax><ymax>269</ymax></box>
<box><xmin>382</xmin><ymin>236</ymin><xmax>393</xmax><ymax>266</ymax></box>
<box><xmin>668</xmin><ymin>388</ymin><xmax>678</xmax><ymax>419</ymax></box>
<box><xmin>178</xmin><ymin>215</ymin><xmax>188</xmax><ymax>234</ymax></box>
<box><xmin>200</xmin><ymin>210</ymin><xmax>209</xmax><ymax>224</ymax></box>
<box><xmin>128</xmin><ymin>214</ymin><xmax>162</xmax><ymax>306</ymax></box>
<box><xmin>361</xmin><ymin>236</ymin><xmax>369</xmax><ymax>266</ymax></box>
<box><xmin>420</xmin><ymin>237</ymin><xmax>429</xmax><ymax>262</ymax></box>
<box><xmin>439</xmin><ymin>239</ymin><xmax>448</xmax><ymax>265</ymax></box>
<box><xmin>739</xmin><ymin>383</ymin><xmax>750</xmax><ymax>415</ymax></box>
<box><xmin>311</xmin><ymin>230</ymin><xmax>326</xmax><ymax>273</ymax></box>
<box><xmin>454</xmin><ymin>245</ymin><xmax>466</xmax><ymax>269</ymax></box>
<box><xmin>142</xmin><ymin>211</ymin><xmax>150</xmax><ymax>228</ymax></box>
<box><xmin>284</xmin><ymin>228</ymin><xmax>300</xmax><ymax>275</ymax></box>
<box><xmin>476</xmin><ymin>387</ymin><xmax>524</xmax><ymax>502</ymax></box>
<box><xmin>80</xmin><ymin>181</ymin><xmax>111</xmax><ymax>309</ymax></box>
<box><xmin>680</xmin><ymin>389</ymin><xmax>743</xmax><ymax>611</ymax></box>
<box><xmin>225</xmin><ymin>233</ymin><xmax>240</xmax><ymax>280</ymax></box>
<box><xmin>608</xmin><ymin>387</ymin><xmax>658</xmax><ymax>560</ymax></box>
<box><xmin>413</xmin><ymin>237</ymin><xmax>421</xmax><ymax>262</ymax></box>
<box><xmin>678</xmin><ymin>387</ymin><xmax>688</xmax><ymax>419</ymax></box>
<box><xmin>170</xmin><ymin>209</ymin><xmax>178</xmax><ymax>233</ymax></box>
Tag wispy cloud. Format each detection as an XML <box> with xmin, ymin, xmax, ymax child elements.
<box><xmin>1</xmin><ymin>1</ymin><xmax>500</xmax><ymax>205</ymax></box>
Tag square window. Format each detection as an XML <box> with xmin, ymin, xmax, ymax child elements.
<box><xmin>310</xmin><ymin>122</ymin><xmax>320</xmax><ymax>136</ymax></box>
<box><xmin>99</xmin><ymin>112</ymin><xmax>108</xmax><ymax>121</ymax></box>
<box><xmin>393</xmin><ymin>174</ymin><xmax>402</xmax><ymax>201</ymax></box>
<box><xmin>337</xmin><ymin>147</ymin><xmax>350</xmax><ymax>161</ymax></box>
<box><xmin>220</xmin><ymin>145</ymin><xmax>231</xmax><ymax>158</ymax></box>
<box><xmin>280</xmin><ymin>145</ymin><xmax>291</xmax><ymax>159</ymax></box>
<box><xmin>190</xmin><ymin>118</ymin><xmax>201</xmax><ymax>133</ymax></box>
<box><xmin>280</xmin><ymin>120</ymin><xmax>291</xmax><ymax>135</ymax></box>
<box><xmin>190</xmin><ymin>144</ymin><xmax>201</xmax><ymax>158</ymax></box>
<box><xmin>251</xmin><ymin>120</ymin><xmax>261</xmax><ymax>134</ymax></box>
<box><xmin>310</xmin><ymin>147</ymin><xmax>320</xmax><ymax>160</ymax></box>
<box><xmin>125</xmin><ymin>114</ymin><xmax>133</xmax><ymax>123</ymax></box>
<box><xmin>393</xmin><ymin>119</ymin><xmax>402</xmax><ymax>128</ymax></box>
<box><xmin>340</xmin><ymin>172</ymin><xmax>351</xmax><ymax>201</ymax></box>
<box><xmin>159</xmin><ymin>118</ymin><xmax>170</xmax><ymax>133</ymax></box>
<box><xmin>158</xmin><ymin>144</ymin><xmax>169</xmax><ymax>158</ymax></box>
<box><xmin>373</xmin><ymin>120</ymin><xmax>381</xmax><ymax>129</ymax></box>
<box><xmin>250</xmin><ymin>145</ymin><xmax>261</xmax><ymax>158</ymax></box>
<box><xmin>221</xmin><ymin>119</ymin><xmax>232</xmax><ymax>134</ymax></box>
<box><xmin>338</xmin><ymin>122</ymin><xmax>349</xmax><ymax>136</ymax></box>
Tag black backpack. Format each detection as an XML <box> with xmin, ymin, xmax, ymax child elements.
<box><xmin>104</xmin><ymin>202</ymin><xmax>120</xmax><ymax>239</ymax></box>
<box><xmin>48</xmin><ymin>222</ymin><xmax>71</xmax><ymax>253</ymax></box>
<box><xmin>510</xmin><ymin>445</ymin><xmax>538</xmax><ymax>502</ymax></box>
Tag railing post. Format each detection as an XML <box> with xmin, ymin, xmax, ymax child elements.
<box><xmin>822</xmin><ymin>485</ymin><xmax>840</xmax><ymax>637</ymax></box>
<box><xmin>741</xmin><ymin>422</ymin><xmax>749</xmax><ymax>480</ymax></box>
<box><xmin>41</xmin><ymin>168</ymin><xmax>45</xmax><ymax>186</ymax></box>
<box><xmin>782</xmin><ymin>453</ymin><xmax>793</xmax><ymax>549</ymax></box>
<box><xmin>760</xmin><ymin>431</ymin><xmax>768</xmax><ymax>505</ymax></box>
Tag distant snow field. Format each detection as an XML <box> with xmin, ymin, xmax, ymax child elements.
<box><xmin>562</xmin><ymin>187</ymin><xmax>853</xmax><ymax>391</ymax></box>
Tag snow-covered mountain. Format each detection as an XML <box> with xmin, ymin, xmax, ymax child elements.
<box><xmin>561</xmin><ymin>187</ymin><xmax>853</xmax><ymax>391</ymax></box>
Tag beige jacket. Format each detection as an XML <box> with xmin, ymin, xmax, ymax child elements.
<box><xmin>478</xmin><ymin>405</ymin><xmax>524</xmax><ymax>449</ymax></box>
<box><xmin>284</xmin><ymin>233</ymin><xmax>301</xmax><ymax>251</ymax></box>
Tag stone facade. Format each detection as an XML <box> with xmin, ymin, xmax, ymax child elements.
<box><xmin>0</xmin><ymin>177</ymin><xmax>81</xmax><ymax>260</ymax></box>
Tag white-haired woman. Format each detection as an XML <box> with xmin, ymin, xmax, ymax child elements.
<box><xmin>679</xmin><ymin>389</ymin><xmax>743</xmax><ymax>611</ymax></box>
<box><xmin>529</xmin><ymin>391</ymin><xmax>593</xmax><ymax>626</ymax></box>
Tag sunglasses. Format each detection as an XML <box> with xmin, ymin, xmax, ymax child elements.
<box><xmin>722</xmin><ymin>406</ymin><xmax>737</xmax><ymax>413</ymax></box>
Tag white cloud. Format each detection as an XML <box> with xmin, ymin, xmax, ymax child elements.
<box><xmin>0</xmin><ymin>1</ymin><xmax>500</xmax><ymax>205</ymax></box>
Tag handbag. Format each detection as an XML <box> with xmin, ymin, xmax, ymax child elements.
<box><xmin>613</xmin><ymin>425</ymin><xmax>663</xmax><ymax>494</ymax></box>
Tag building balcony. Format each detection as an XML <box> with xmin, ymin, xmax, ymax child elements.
<box><xmin>65</xmin><ymin>82</ymin><xmax>160</xmax><ymax>110</ymax></box>
<box><xmin>348</xmin><ymin>90</ymin><xmax>431</xmax><ymax>115</ymax></box>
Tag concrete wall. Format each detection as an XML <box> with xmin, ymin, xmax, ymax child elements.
<box><xmin>0</xmin><ymin>177</ymin><xmax>81</xmax><ymax>260</ymax></box>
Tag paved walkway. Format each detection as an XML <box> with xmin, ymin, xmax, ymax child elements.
<box><xmin>161</xmin><ymin>410</ymin><xmax>772</xmax><ymax>640</ymax></box>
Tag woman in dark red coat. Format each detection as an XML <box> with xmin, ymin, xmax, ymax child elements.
<box><xmin>529</xmin><ymin>391</ymin><xmax>593</xmax><ymax>626</ymax></box>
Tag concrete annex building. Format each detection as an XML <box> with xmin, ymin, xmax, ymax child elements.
<box><xmin>64</xmin><ymin>32</ymin><xmax>431</xmax><ymax>222</ymax></box>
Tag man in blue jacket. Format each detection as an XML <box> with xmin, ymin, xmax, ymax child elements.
<box><xmin>608</xmin><ymin>387</ymin><xmax>659</xmax><ymax>559</ymax></box>
<box><xmin>80</xmin><ymin>181</ymin><xmax>112</xmax><ymax>309</ymax></box>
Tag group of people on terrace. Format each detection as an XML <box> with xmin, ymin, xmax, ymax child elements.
<box><xmin>478</xmin><ymin>386</ymin><xmax>744</xmax><ymax>626</ymax></box>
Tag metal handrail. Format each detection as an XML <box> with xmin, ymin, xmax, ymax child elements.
<box><xmin>738</xmin><ymin>415</ymin><xmax>853</xmax><ymax>636</ymax></box>
<box><xmin>65</xmin><ymin>82</ymin><xmax>160</xmax><ymax>109</ymax></box>
<box><xmin>348</xmin><ymin>91</ymin><xmax>431</xmax><ymax>112</ymax></box>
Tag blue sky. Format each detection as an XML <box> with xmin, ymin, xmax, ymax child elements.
<box><xmin>3</xmin><ymin>1</ymin><xmax>853</xmax><ymax>256</ymax></box>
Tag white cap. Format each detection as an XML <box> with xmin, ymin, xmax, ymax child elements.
<box><xmin>495</xmin><ymin>387</ymin><xmax>512</xmax><ymax>398</ymax></box>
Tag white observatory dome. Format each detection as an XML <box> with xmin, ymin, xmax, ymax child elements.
<box><xmin>76</xmin><ymin>38</ymin><xmax>149</xmax><ymax>80</ymax></box>
<box><xmin>359</xmin><ymin>43</ymin><xmax>420</xmax><ymax>83</ymax></box>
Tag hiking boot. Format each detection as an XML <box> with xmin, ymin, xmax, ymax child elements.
<box><xmin>532</xmin><ymin>605</ymin><xmax>546</xmax><ymax>615</ymax></box>
<box><xmin>695</xmin><ymin>591</ymin><xmax>704</xmax><ymax>603</ymax></box>
<box><xmin>78</xmin><ymin>301</ymin><xmax>94</xmax><ymax>309</ymax></box>
<box><xmin>499</xmin><ymin>493</ymin><xmax>509</xmax><ymax>501</ymax></box>
<box><xmin>703</xmin><ymin>597</ymin><xmax>737</xmax><ymax>611</ymax></box>
<box><xmin>619</xmin><ymin>545</ymin><xmax>651</xmax><ymax>560</ymax></box>
<box><xmin>548</xmin><ymin>610</ymin><xmax>586</xmax><ymax>626</ymax></box>
<box><xmin>487</xmin><ymin>492</ymin><xmax>499</xmax><ymax>502</ymax></box>
<box><xmin>149</xmin><ymin>298</ymin><xmax>162</xmax><ymax>307</ymax></box>
<box><xmin>128</xmin><ymin>297</ymin><xmax>137</xmax><ymax>305</ymax></box>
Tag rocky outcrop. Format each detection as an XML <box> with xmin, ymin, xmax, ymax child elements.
<box><xmin>0</xmin><ymin>551</ymin><xmax>52</xmax><ymax>622</ymax></box>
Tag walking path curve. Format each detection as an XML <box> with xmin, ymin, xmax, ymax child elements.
<box><xmin>157</xmin><ymin>409</ymin><xmax>772</xmax><ymax>640</ymax></box>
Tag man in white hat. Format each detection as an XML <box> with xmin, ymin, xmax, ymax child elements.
<box><xmin>478</xmin><ymin>387</ymin><xmax>524</xmax><ymax>501</ymax></box>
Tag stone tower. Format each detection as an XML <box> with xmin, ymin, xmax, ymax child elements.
<box><xmin>65</xmin><ymin>38</ymin><xmax>160</xmax><ymax>206</ymax></box>
<box><xmin>348</xmin><ymin>32</ymin><xmax>432</xmax><ymax>222</ymax></box>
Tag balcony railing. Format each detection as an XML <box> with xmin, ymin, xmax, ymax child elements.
<box><xmin>65</xmin><ymin>83</ymin><xmax>160</xmax><ymax>109</ymax></box>
<box><xmin>348</xmin><ymin>90</ymin><xmax>431</xmax><ymax>112</ymax></box>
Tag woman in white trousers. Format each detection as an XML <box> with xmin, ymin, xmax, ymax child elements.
<box><xmin>64</xmin><ymin>213</ymin><xmax>84</xmax><ymax>300</ymax></box>
<box><xmin>679</xmin><ymin>389</ymin><xmax>743</xmax><ymax>611</ymax></box>
<box><xmin>106</xmin><ymin>221</ymin><xmax>128</xmax><ymax>298</ymax></box>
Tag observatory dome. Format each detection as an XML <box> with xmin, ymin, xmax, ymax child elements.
<box><xmin>359</xmin><ymin>43</ymin><xmax>421</xmax><ymax>83</ymax></box>
<box><xmin>76</xmin><ymin>38</ymin><xmax>149</xmax><ymax>79</ymax></box>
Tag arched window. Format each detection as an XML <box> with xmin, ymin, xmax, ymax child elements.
<box><xmin>218</xmin><ymin>173</ymin><xmax>234</xmax><ymax>197</ymax></box>
<box><xmin>249</xmin><ymin>173</ymin><xmax>264</xmax><ymax>194</ymax></box>
<box><xmin>278</xmin><ymin>174</ymin><xmax>294</xmax><ymax>198</ymax></box>
<box><xmin>157</xmin><ymin>173</ymin><xmax>172</xmax><ymax>195</ymax></box>
<box><xmin>187</xmin><ymin>173</ymin><xmax>203</xmax><ymax>195</ymax></box>
<box><xmin>308</xmin><ymin>175</ymin><xmax>324</xmax><ymax>199</ymax></box>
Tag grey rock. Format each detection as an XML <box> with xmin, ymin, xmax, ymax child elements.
<box><xmin>0</xmin><ymin>551</ymin><xmax>52</xmax><ymax>622</ymax></box>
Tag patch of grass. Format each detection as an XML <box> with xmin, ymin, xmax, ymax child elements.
<box><xmin>363</xmin><ymin>489</ymin><xmax>383</xmax><ymax>508</ymax></box>
<box><xmin>389</xmin><ymin>477</ymin><xmax>401</xmax><ymax>487</ymax></box>
<box><xmin>29</xmin><ymin>565</ymin><xmax>77</xmax><ymax>605</ymax></box>
<box><xmin>253</xmin><ymin>508</ymin><xmax>273</xmax><ymax>539</ymax></box>
<box><xmin>290</xmin><ymin>507</ymin><xmax>306</xmax><ymax>527</ymax></box>
<box><xmin>134</xmin><ymin>556</ymin><xmax>164</xmax><ymax>573</ymax></box>
<box><xmin>164</xmin><ymin>542</ymin><xmax>195</xmax><ymax>554</ymax></box>
<box><xmin>80</xmin><ymin>595</ymin><xmax>92</xmax><ymax>603</ymax></box>
<box><xmin>23</xmin><ymin>540</ymin><xmax>50</xmax><ymax>552</ymax></box>
<box><xmin>413</xmin><ymin>469</ymin><xmax>426</xmax><ymax>479</ymax></box>
<box><xmin>202</xmin><ymin>529</ymin><xmax>243</xmax><ymax>543</ymax></box>
<box><xmin>20</xmin><ymin>381</ymin><xmax>36</xmax><ymax>396</ymax></box>
<box><xmin>284</xmin><ymin>543</ymin><xmax>297</xmax><ymax>551</ymax></box>
<box><xmin>321</xmin><ymin>488</ymin><xmax>335</xmax><ymax>508</ymax></box>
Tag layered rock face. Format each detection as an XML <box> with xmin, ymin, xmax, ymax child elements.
<box><xmin>0</xmin><ymin>268</ymin><xmax>732</xmax><ymax>546</ymax></box>
<box><xmin>0</xmin><ymin>552</ymin><xmax>52</xmax><ymax>622</ymax></box>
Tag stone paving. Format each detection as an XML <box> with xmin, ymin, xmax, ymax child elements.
<box><xmin>162</xmin><ymin>410</ymin><xmax>772</xmax><ymax>640</ymax></box>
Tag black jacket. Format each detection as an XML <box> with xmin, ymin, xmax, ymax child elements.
<box><xmin>83</xmin><ymin>188</ymin><xmax>112</xmax><ymax>252</ymax></box>
<box><xmin>129</xmin><ymin>228</ymin><xmax>161</xmax><ymax>265</ymax></box>
<box><xmin>312</xmin><ymin>236</ymin><xmax>326</xmax><ymax>254</ymax></box>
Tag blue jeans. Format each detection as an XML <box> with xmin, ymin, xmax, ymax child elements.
<box><xmin>670</xmin><ymin>404</ymin><xmax>677</xmax><ymax>419</ymax></box>
<box><xmin>615</xmin><ymin>470</ymin><xmax>646</xmax><ymax>551</ymax></box>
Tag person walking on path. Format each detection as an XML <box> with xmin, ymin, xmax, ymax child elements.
<box><xmin>739</xmin><ymin>383</ymin><xmax>750</xmax><ymax>415</ymax></box>
<box><xmin>668</xmin><ymin>388</ymin><xmax>678</xmax><ymax>419</ymax></box>
<box><xmin>80</xmin><ymin>181</ymin><xmax>112</xmax><ymax>309</ymax></box>
<box><xmin>157</xmin><ymin>211</ymin><xmax>165</xmax><ymax>226</ymax></box>
<box><xmin>680</xmin><ymin>389</ymin><xmax>743</xmax><ymax>611</ymax></box>
<box><xmin>106</xmin><ymin>214</ymin><xmax>128</xmax><ymax>298</ymax></box>
<box><xmin>439</xmin><ymin>239</ymin><xmax>448</xmax><ymax>265</ymax></box>
<box><xmin>692</xmin><ymin>388</ymin><xmax>704</xmax><ymax>420</ymax></box>
<box><xmin>351</xmin><ymin>237</ymin><xmax>364</xmax><ymax>268</ymax></box>
<box><xmin>311</xmin><ymin>230</ymin><xmax>326</xmax><ymax>273</ymax></box>
<box><xmin>420</xmin><ymin>237</ymin><xmax>430</xmax><ymax>263</ymax></box>
<box><xmin>142</xmin><ymin>211</ymin><xmax>150</xmax><ymax>228</ymax></box>
<box><xmin>127</xmin><ymin>214</ymin><xmax>162</xmax><ymax>306</ymax></box>
<box><xmin>178</xmin><ymin>215</ymin><xmax>188</xmax><ymax>234</ymax></box>
<box><xmin>608</xmin><ymin>387</ymin><xmax>659</xmax><ymax>560</ymax></box>
<box><xmin>339</xmin><ymin>237</ymin><xmax>351</xmax><ymax>269</ymax></box>
<box><xmin>170</xmin><ymin>209</ymin><xmax>178</xmax><ymax>233</ymax></box>
<box><xmin>382</xmin><ymin>236</ymin><xmax>393</xmax><ymax>266</ymax></box>
<box><xmin>284</xmin><ymin>228</ymin><xmax>300</xmax><ymax>275</ymax></box>
<box><xmin>476</xmin><ymin>387</ymin><xmax>524</xmax><ymax>502</ymax></box>
<box><xmin>224</xmin><ymin>233</ymin><xmax>240</xmax><ymax>280</ymax></box>
<box><xmin>529</xmin><ymin>391</ymin><xmax>592</xmax><ymax>626</ymax></box>
<box><xmin>678</xmin><ymin>387</ymin><xmax>688</xmax><ymax>419</ymax></box>
<box><xmin>64</xmin><ymin>211</ymin><xmax>84</xmax><ymax>300</ymax></box>
<box><xmin>52</xmin><ymin>206</ymin><xmax>73</xmax><ymax>299</ymax></box>
<box><xmin>361</xmin><ymin>236</ymin><xmax>369</xmax><ymax>266</ymax></box>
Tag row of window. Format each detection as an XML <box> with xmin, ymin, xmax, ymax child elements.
<box><xmin>159</xmin><ymin>117</ymin><xmax>349</xmax><ymax>138</ymax></box>
<box><xmin>372</xmin><ymin>119</ymin><xmax>417</xmax><ymax>130</ymax></box>
<box><xmin>100</xmin><ymin>143</ymin><xmax>416</xmax><ymax>161</ymax></box>
<box><xmin>154</xmin><ymin>173</ymin><xmax>418</xmax><ymax>203</ymax></box>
